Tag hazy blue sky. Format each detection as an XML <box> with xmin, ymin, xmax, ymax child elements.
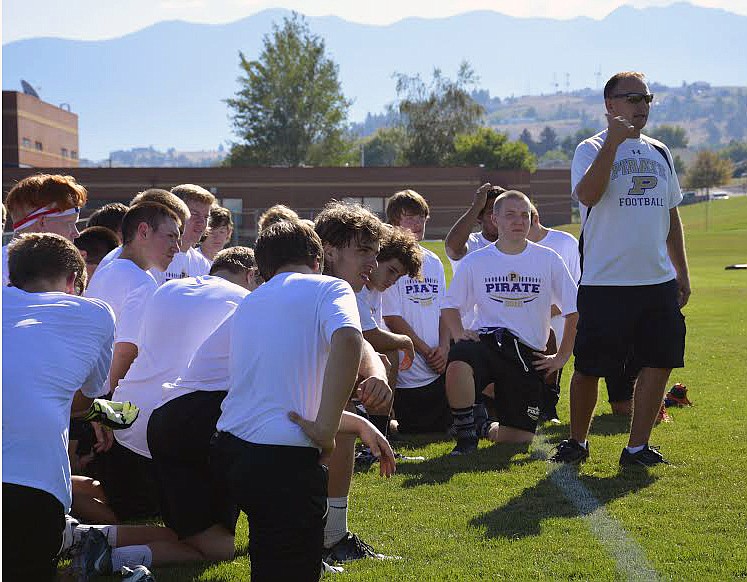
<box><xmin>3</xmin><ymin>0</ymin><xmax>745</xmax><ymax>42</ymax></box>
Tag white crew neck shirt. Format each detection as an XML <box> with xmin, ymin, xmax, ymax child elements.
<box><xmin>359</xmin><ymin>285</ymin><xmax>385</xmax><ymax>328</ymax></box>
<box><xmin>382</xmin><ymin>246</ymin><xmax>446</xmax><ymax>389</ymax></box>
<box><xmin>572</xmin><ymin>130</ymin><xmax>683</xmax><ymax>286</ymax></box>
<box><xmin>217</xmin><ymin>272</ymin><xmax>361</xmax><ymax>448</ymax></box>
<box><xmin>444</xmin><ymin>242</ymin><xmax>578</xmax><ymax>351</ymax></box>
<box><xmin>2</xmin><ymin>287</ymin><xmax>115</xmax><ymax>511</ymax></box>
<box><xmin>447</xmin><ymin>231</ymin><xmax>493</xmax><ymax>273</ymax></box>
<box><xmin>112</xmin><ymin>275</ymin><xmax>249</xmax><ymax>458</ymax></box>
<box><xmin>94</xmin><ymin>246</ymin><xmax>211</xmax><ymax>286</ymax></box>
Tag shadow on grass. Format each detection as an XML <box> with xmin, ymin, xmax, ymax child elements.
<box><xmin>470</xmin><ymin>469</ymin><xmax>656</xmax><ymax>539</ymax></box>
<box><xmin>395</xmin><ymin>442</ymin><xmax>533</xmax><ymax>488</ymax></box>
<box><xmin>588</xmin><ymin>413</ymin><xmax>632</xmax><ymax>436</ymax></box>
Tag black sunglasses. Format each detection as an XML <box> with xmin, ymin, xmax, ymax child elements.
<box><xmin>613</xmin><ymin>92</ymin><xmax>654</xmax><ymax>104</ymax></box>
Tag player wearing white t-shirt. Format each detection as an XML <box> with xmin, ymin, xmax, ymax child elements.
<box><xmin>382</xmin><ymin>190</ymin><xmax>452</xmax><ymax>436</ymax></box>
<box><xmin>443</xmin><ymin>191</ymin><xmax>578</xmax><ymax>456</ymax></box>
<box><xmin>314</xmin><ymin>202</ymin><xmax>396</xmax><ymax>564</ymax></box>
<box><xmin>211</xmin><ymin>220</ymin><xmax>394</xmax><ymax>580</ymax></box>
<box><xmin>552</xmin><ymin>72</ymin><xmax>690</xmax><ymax>468</ymax></box>
<box><xmin>2</xmin><ymin>234</ymin><xmax>114</xmax><ymax>581</ymax></box>
<box><xmin>198</xmin><ymin>205</ymin><xmax>234</xmax><ymax>262</ymax></box>
<box><xmin>3</xmin><ymin>173</ymin><xmax>88</xmax><ymax>285</ymax></box>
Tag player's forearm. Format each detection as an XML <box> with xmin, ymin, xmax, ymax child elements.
<box><xmin>109</xmin><ymin>342</ymin><xmax>138</xmax><ymax>393</ymax></box>
<box><xmin>359</xmin><ymin>338</ymin><xmax>387</xmax><ymax>379</ymax></box>
<box><xmin>316</xmin><ymin>328</ymin><xmax>364</xmax><ymax>439</ymax></box>
<box><xmin>575</xmin><ymin>141</ymin><xmax>618</xmax><ymax>207</ymax></box>
<box><xmin>438</xmin><ymin>311</ymin><xmax>452</xmax><ymax>350</ymax></box>
<box><xmin>383</xmin><ymin>315</ymin><xmax>430</xmax><ymax>355</ymax></box>
<box><xmin>441</xmin><ymin>308</ymin><xmax>465</xmax><ymax>340</ymax></box>
<box><xmin>70</xmin><ymin>390</ymin><xmax>95</xmax><ymax>418</ymax></box>
<box><xmin>363</xmin><ymin>327</ymin><xmax>411</xmax><ymax>353</ymax></box>
<box><xmin>666</xmin><ymin>208</ymin><xmax>689</xmax><ymax>279</ymax></box>
<box><xmin>445</xmin><ymin>206</ymin><xmax>481</xmax><ymax>260</ymax></box>
<box><xmin>556</xmin><ymin>313</ymin><xmax>579</xmax><ymax>360</ymax></box>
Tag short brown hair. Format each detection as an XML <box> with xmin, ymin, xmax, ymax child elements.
<box><xmin>8</xmin><ymin>232</ymin><xmax>87</xmax><ymax>292</ymax></box>
<box><xmin>377</xmin><ymin>226</ymin><xmax>423</xmax><ymax>279</ymax></box>
<box><xmin>5</xmin><ymin>174</ymin><xmax>88</xmax><ymax>224</ymax></box>
<box><xmin>130</xmin><ymin>189</ymin><xmax>190</xmax><ymax>226</ymax></box>
<box><xmin>210</xmin><ymin>246</ymin><xmax>255</xmax><ymax>276</ymax></box>
<box><xmin>121</xmin><ymin>202</ymin><xmax>181</xmax><ymax>246</ymax></box>
<box><xmin>170</xmin><ymin>184</ymin><xmax>216</xmax><ymax>206</ymax></box>
<box><xmin>604</xmin><ymin>71</ymin><xmax>646</xmax><ymax>99</ymax></box>
<box><xmin>258</xmin><ymin>204</ymin><xmax>300</xmax><ymax>233</ymax></box>
<box><xmin>493</xmin><ymin>190</ymin><xmax>532</xmax><ymax>214</ymax></box>
<box><xmin>386</xmin><ymin>190</ymin><xmax>430</xmax><ymax>225</ymax></box>
<box><xmin>74</xmin><ymin>226</ymin><xmax>120</xmax><ymax>265</ymax></box>
<box><xmin>314</xmin><ymin>201</ymin><xmax>384</xmax><ymax>249</ymax></box>
<box><xmin>255</xmin><ymin>220</ymin><xmax>324</xmax><ymax>281</ymax></box>
<box><xmin>86</xmin><ymin>203</ymin><xmax>128</xmax><ymax>237</ymax></box>
<box><xmin>208</xmin><ymin>206</ymin><xmax>233</xmax><ymax>230</ymax></box>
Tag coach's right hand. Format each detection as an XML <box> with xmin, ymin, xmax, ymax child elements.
<box><xmin>356</xmin><ymin>376</ymin><xmax>393</xmax><ymax>412</ymax></box>
<box><xmin>605</xmin><ymin>114</ymin><xmax>637</xmax><ymax>147</ymax></box>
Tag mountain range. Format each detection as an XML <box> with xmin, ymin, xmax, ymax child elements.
<box><xmin>3</xmin><ymin>2</ymin><xmax>746</xmax><ymax>160</ymax></box>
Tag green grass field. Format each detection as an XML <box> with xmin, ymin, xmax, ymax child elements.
<box><xmin>97</xmin><ymin>198</ymin><xmax>747</xmax><ymax>581</ymax></box>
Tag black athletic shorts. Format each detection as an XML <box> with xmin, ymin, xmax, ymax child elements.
<box><xmin>604</xmin><ymin>354</ymin><xmax>641</xmax><ymax>403</ymax></box>
<box><xmin>448</xmin><ymin>338</ymin><xmax>544</xmax><ymax>434</ymax></box>
<box><xmin>147</xmin><ymin>391</ymin><xmax>238</xmax><ymax>539</ymax></box>
<box><xmin>210</xmin><ymin>433</ymin><xmax>328</xmax><ymax>582</ymax></box>
<box><xmin>87</xmin><ymin>438</ymin><xmax>160</xmax><ymax>521</ymax></box>
<box><xmin>394</xmin><ymin>375</ymin><xmax>452</xmax><ymax>434</ymax></box>
<box><xmin>574</xmin><ymin>279</ymin><xmax>686</xmax><ymax>377</ymax></box>
<box><xmin>3</xmin><ymin>483</ymin><xmax>65</xmax><ymax>581</ymax></box>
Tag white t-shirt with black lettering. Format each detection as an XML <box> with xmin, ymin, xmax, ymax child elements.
<box><xmin>217</xmin><ymin>272</ymin><xmax>361</xmax><ymax>449</ymax></box>
<box><xmin>84</xmin><ymin>258</ymin><xmax>158</xmax><ymax>346</ymax></box>
<box><xmin>572</xmin><ymin>130</ymin><xmax>682</xmax><ymax>286</ymax></box>
<box><xmin>113</xmin><ymin>276</ymin><xmax>248</xmax><ymax>458</ymax></box>
<box><xmin>2</xmin><ymin>287</ymin><xmax>114</xmax><ymax>512</ymax></box>
<box><xmin>535</xmin><ymin>228</ymin><xmax>581</xmax><ymax>345</ymax></box>
<box><xmin>444</xmin><ymin>242</ymin><xmax>578</xmax><ymax>351</ymax></box>
<box><xmin>382</xmin><ymin>247</ymin><xmax>446</xmax><ymax>389</ymax></box>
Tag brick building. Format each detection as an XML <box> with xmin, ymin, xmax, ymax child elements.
<box><xmin>2</xmin><ymin>90</ymin><xmax>80</xmax><ymax>168</ymax></box>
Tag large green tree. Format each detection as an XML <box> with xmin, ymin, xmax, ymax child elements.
<box><xmin>685</xmin><ymin>150</ymin><xmax>734</xmax><ymax>193</ymax></box>
<box><xmin>451</xmin><ymin>127</ymin><xmax>536</xmax><ymax>171</ymax></box>
<box><xmin>648</xmin><ymin>125</ymin><xmax>689</xmax><ymax>148</ymax></box>
<box><xmin>394</xmin><ymin>62</ymin><xmax>484</xmax><ymax>166</ymax></box>
<box><xmin>225</xmin><ymin>14</ymin><xmax>350</xmax><ymax>166</ymax></box>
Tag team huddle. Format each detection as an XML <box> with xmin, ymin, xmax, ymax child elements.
<box><xmin>2</xmin><ymin>71</ymin><xmax>690</xmax><ymax>581</ymax></box>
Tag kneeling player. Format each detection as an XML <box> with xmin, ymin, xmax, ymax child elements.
<box><xmin>442</xmin><ymin>191</ymin><xmax>578</xmax><ymax>455</ymax></box>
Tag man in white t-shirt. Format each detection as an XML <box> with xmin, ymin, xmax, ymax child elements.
<box><xmin>383</xmin><ymin>190</ymin><xmax>452</xmax><ymax>435</ymax></box>
<box><xmin>444</xmin><ymin>183</ymin><xmax>505</xmax><ymax>274</ymax></box>
<box><xmin>314</xmin><ymin>202</ymin><xmax>396</xmax><ymax>564</ymax></box>
<box><xmin>83</xmin><ymin>202</ymin><xmax>181</xmax><ymax>520</ymax></box>
<box><xmin>443</xmin><ymin>191</ymin><xmax>579</xmax><ymax>455</ymax></box>
<box><xmin>3</xmin><ymin>173</ymin><xmax>88</xmax><ymax>286</ymax></box>
<box><xmin>211</xmin><ymin>220</ymin><xmax>395</xmax><ymax>581</ymax></box>
<box><xmin>356</xmin><ymin>226</ymin><xmax>422</xmax><ymax>404</ymax></box>
<box><xmin>3</xmin><ymin>233</ymin><xmax>114</xmax><ymax>580</ymax></box>
<box><xmin>552</xmin><ymin>71</ymin><xmax>690</xmax><ymax>467</ymax></box>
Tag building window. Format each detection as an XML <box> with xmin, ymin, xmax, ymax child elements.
<box><xmin>61</xmin><ymin>148</ymin><xmax>69</xmax><ymax>158</ymax></box>
<box><xmin>71</xmin><ymin>150</ymin><xmax>78</xmax><ymax>159</ymax></box>
<box><xmin>35</xmin><ymin>141</ymin><xmax>43</xmax><ymax>151</ymax></box>
<box><xmin>22</xmin><ymin>138</ymin><xmax>32</xmax><ymax>148</ymax></box>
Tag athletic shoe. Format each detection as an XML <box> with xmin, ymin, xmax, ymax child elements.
<box><xmin>656</xmin><ymin>403</ymin><xmax>672</xmax><ymax>424</ymax></box>
<box><xmin>323</xmin><ymin>532</ymin><xmax>398</xmax><ymax>563</ymax></box>
<box><xmin>619</xmin><ymin>445</ymin><xmax>669</xmax><ymax>467</ymax></box>
<box><xmin>72</xmin><ymin>528</ymin><xmax>112</xmax><ymax>581</ymax></box>
<box><xmin>665</xmin><ymin>383</ymin><xmax>692</xmax><ymax>407</ymax></box>
<box><xmin>321</xmin><ymin>560</ymin><xmax>344</xmax><ymax>575</ymax></box>
<box><xmin>81</xmin><ymin>399</ymin><xmax>140</xmax><ymax>430</ymax></box>
<box><xmin>549</xmin><ymin>439</ymin><xmax>589</xmax><ymax>464</ymax></box>
<box><xmin>121</xmin><ymin>565</ymin><xmax>156</xmax><ymax>581</ymax></box>
<box><xmin>449</xmin><ymin>436</ymin><xmax>478</xmax><ymax>456</ymax></box>
<box><xmin>59</xmin><ymin>514</ymin><xmax>81</xmax><ymax>558</ymax></box>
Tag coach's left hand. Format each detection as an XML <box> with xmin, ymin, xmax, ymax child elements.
<box><xmin>357</xmin><ymin>376</ymin><xmax>393</xmax><ymax>412</ymax></box>
<box><xmin>288</xmin><ymin>411</ymin><xmax>336</xmax><ymax>465</ymax></box>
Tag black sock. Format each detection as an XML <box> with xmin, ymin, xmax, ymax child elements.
<box><xmin>451</xmin><ymin>406</ymin><xmax>476</xmax><ymax>440</ymax></box>
<box><xmin>369</xmin><ymin>415</ymin><xmax>390</xmax><ymax>438</ymax></box>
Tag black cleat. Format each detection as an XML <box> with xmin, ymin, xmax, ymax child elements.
<box><xmin>449</xmin><ymin>436</ymin><xmax>478</xmax><ymax>456</ymax></box>
<box><xmin>550</xmin><ymin>439</ymin><xmax>589</xmax><ymax>464</ymax></box>
<box><xmin>619</xmin><ymin>445</ymin><xmax>669</xmax><ymax>467</ymax></box>
<box><xmin>323</xmin><ymin>532</ymin><xmax>398</xmax><ymax>563</ymax></box>
<box><xmin>72</xmin><ymin>528</ymin><xmax>112</xmax><ymax>581</ymax></box>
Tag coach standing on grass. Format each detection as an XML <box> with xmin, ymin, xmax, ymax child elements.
<box><xmin>552</xmin><ymin>71</ymin><xmax>690</xmax><ymax>467</ymax></box>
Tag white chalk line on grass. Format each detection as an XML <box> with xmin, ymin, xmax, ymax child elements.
<box><xmin>533</xmin><ymin>432</ymin><xmax>661</xmax><ymax>582</ymax></box>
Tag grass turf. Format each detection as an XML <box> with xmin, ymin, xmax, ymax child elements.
<box><xmin>91</xmin><ymin>198</ymin><xmax>747</xmax><ymax>580</ymax></box>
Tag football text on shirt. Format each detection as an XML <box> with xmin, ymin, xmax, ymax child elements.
<box><xmin>611</xmin><ymin>156</ymin><xmax>668</xmax><ymax>208</ymax></box>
